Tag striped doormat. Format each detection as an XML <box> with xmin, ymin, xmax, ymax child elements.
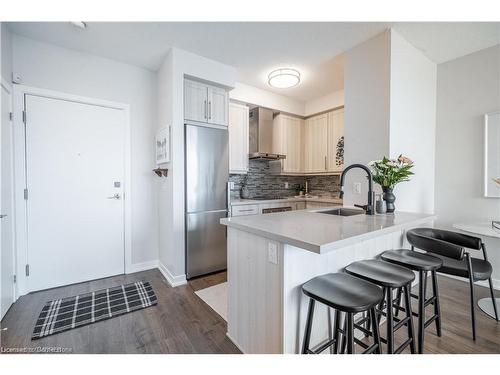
<box><xmin>32</xmin><ymin>281</ymin><xmax>157</xmax><ymax>340</ymax></box>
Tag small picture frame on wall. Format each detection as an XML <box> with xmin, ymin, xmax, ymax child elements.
<box><xmin>156</xmin><ymin>127</ymin><xmax>170</xmax><ymax>165</ymax></box>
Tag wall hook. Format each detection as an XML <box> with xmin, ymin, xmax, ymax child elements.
<box><xmin>153</xmin><ymin>168</ymin><xmax>168</xmax><ymax>177</ymax></box>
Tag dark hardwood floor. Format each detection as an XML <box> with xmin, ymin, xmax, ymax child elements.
<box><xmin>1</xmin><ymin>270</ymin><xmax>498</xmax><ymax>354</ymax></box>
<box><xmin>0</xmin><ymin>269</ymin><xmax>239</xmax><ymax>354</ymax></box>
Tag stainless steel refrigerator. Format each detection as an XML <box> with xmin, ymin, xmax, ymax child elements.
<box><xmin>185</xmin><ymin>123</ymin><xmax>229</xmax><ymax>279</ymax></box>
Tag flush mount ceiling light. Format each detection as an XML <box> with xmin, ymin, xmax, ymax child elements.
<box><xmin>69</xmin><ymin>21</ymin><xmax>87</xmax><ymax>30</ymax></box>
<box><xmin>268</xmin><ymin>68</ymin><xmax>300</xmax><ymax>89</ymax></box>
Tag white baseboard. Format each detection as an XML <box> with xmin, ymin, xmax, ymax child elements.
<box><xmin>158</xmin><ymin>262</ymin><xmax>187</xmax><ymax>287</ymax></box>
<box><xmin>126</xmin><ymin>260</ymin><xmax>159</xmax><ymax>274</ymax></box>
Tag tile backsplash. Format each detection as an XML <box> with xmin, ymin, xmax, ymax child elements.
<box><xmin>229</xmin><ymin>159</ymin><xmax>341</xmax><ymax>199</ymax></box>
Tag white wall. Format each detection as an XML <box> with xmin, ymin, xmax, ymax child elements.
<box><xmin>435</xmin><ymin>45</ymin><xmax>500</xmax><ymax>284</ymax></box>
<box><xmin>157</xmin><ymin>47</ymin><xmax>237</xmax><ymax>283</ymax></box>
<box><xmin>389</xmin><ymin>30</ymin><xmax>437</xmax><ymax>214</ymax></box>
<box><xmin>230</xmin><ymin>82</ymin><xmax>305</xmax><ymax>116</ymax></box>
<box><xmin>1</xmin><ymin>23</ymin><xmax>13</xmax><ymax>82</ymax></box>
<box><xmin>344</xmin><ymin>31</ymin><xmax>391</xmax><ymax>206</ymax></box>
<box><xmin>12</xmin><ymin>35</ymin><xmax>159</xmax><ymax>268</ymax></box>
<box><xmin>343</xmin><ymin>29</ymin><xmax>437</xmax><ymax>214</ymax></box>
<box><xmin>304</xmin><ymin>90</ymin><xmax>344</xmax><ymax>116</ymax></box>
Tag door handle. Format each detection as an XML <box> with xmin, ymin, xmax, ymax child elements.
<box><xmin>0</xmin><ymin>214</ymin><xmax>7</xmax><ymax>219</ymax></box>
<box><xmin>107</xmin><ymin>194</ymin><xmax>121</xmax><ymax>200</ymax></box>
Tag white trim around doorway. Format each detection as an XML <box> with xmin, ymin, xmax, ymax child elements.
<box><xmin>1</xmin><ymin>78</ymin><xmax>17</xmax><ymax>306</ymax></box>
<box><xmin>12</xmin><ymin>84</ymin><xmax>132</xmax><ymax>297</ymax></box>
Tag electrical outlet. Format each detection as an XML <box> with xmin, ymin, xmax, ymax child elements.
<box><xmin>285</xmin><ymin>182</ymin><xmax>289</xmax><ymax>189</ymax></box>
<box><xmin>229</xmin><ymin>181</ymin><xmax>235</xmax><ymax>190</ymax></box>
<box><xmin>353</xmin><ymin>182</ymin><xmax>362</xmax><ymax>194</ymax></box>
<box><xmin>268</xmin><ymin>242</ymin><xmax>278</xmax><ymax>264</ymax></box>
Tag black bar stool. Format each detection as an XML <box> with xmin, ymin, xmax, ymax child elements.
<box><xmin>344</xmin><ymin>259</ymin><xmax>417</xmax><ymax>354</ymax></box>
<box><xmin>380</xmin><ymin>248</ymin><xmax>443</xmax><ymax>353</ymax></box>
<box><xmin>404</xmin><ymin>228</ymin><xmax>498</xmax><ymax>340</ymax></box>
<box><xmin>301</xmin><ymin>273</ymin><xmax>383</xmax><ymax>354</ymax></box>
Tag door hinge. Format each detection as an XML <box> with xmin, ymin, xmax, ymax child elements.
<box><xmin>22</xmin><ymin>110</ymin><xmax>26</xmax><ymax>124</ymax></box>
<box><xmin>9</xmin><ymin>112</ymin><xmax>13</xmax><ymax>121</ymax></box>
<box><xmin>24</xmin><ymin>188</ymin><xmax>28</xmax><ymax>200</ymax></box>
<box><xmin>13</xmin><ymin>275</ymin><xmax>17</xmax><ymax>283</ymax></box>
<box><xmin>25</xmin><ymin>264</ymin><xmax>30</xmax><ymax>276</ymax></box>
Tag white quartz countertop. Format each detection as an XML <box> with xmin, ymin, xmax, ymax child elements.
<box><xmin>230</xmin><ymin>197</ymin><xmax>343</xmax><ymax>206</ymax></box>
<box><xmin>220</xmin><ymin>208</ymin><xmax>436</xmax><ymax>254</ymax></box>
<box><xmin>453</xmin><ymin>222</ymin><xmax>500</xmax><ymax>239</ymax></box>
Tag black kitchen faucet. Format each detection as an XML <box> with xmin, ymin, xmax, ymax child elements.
<box><xmin>339</xmin><ymin>164</ymin><xmax>375</xmax><ymax>215</ymax></box>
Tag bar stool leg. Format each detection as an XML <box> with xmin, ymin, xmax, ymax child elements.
<box><xmin>365</xmin><ymin>310</ymin><xmax>371</xmax><ymax>337</ymax></box>
<box><xmin>386</xmin><ymin>287</ymin><xmax>394</xmax><ymax>354</ymax></box>
<box><xmin>488</xmin><ymin>277</ymin><xmax>499</xmax><ymax>321</ymax></box>
<box><xmin>346</xmin><ymin>313</ymin><xmax>354</xmax><ymax>354</ymax></box>
<box><xmin>394</xmin><ymin>288</ymin><xmax>402</xmax><ymax>318</ymax></box>
<box><xmin>332</xmin><ymin>309</ymin><xmax>340</xmax><ymax>354</ymax></box>
<box><xmin>377</xmin><ymin>287</ymin><xmax>386</xmax><ymax>325</ymax></box>
<box><xmin>302</xmin><ymin>299</ymin><xmax>315</xmax><ymax>354</ymax></box>
<box><xmin>340</xmin><ymin>313</ymin><xmax>347</xmax><ymax>354</ymax></box>
<box><xmin>431</xmin><ymin>270</ymin><xmax>442</xmax><ymax>337</ymax></box>
<box><xmin>418</xmin><ymin>270</ymin><xmax>426</xmax><ymax>354</ymax></box>
<box><xmin>404</xmin><ymin>284</ymin><xmax>416</xmax><ymax>354</ymax></box>
<box><xmin>370</xmin><ymin>307</ymin><xmax>382</xmax><ymax>354</ymax></box>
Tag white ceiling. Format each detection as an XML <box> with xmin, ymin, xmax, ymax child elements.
<box><xmin>6</xmin><ymin>22</ymin><xmax>500</xmax><ymax>102</ymax></box>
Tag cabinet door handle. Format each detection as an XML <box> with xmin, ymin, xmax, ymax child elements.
<box><xmin>204</xmin><ymin>100</ymin><xmax>207</xmax><ymax>119</ymax></box>
<box><xmin>208</xmin><ymin>101</ymin><xmax>212</xmax><ymax>119</ymax></box>
<box><xmin>324</xmin><ymin>156</ymin><xmax>327</xmax><ymax>170</ymax></box>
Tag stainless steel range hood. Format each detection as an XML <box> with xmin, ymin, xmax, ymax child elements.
<box><xmin>248</xmin><ymin>107</ymin><xmax>286</xmax><ymax>160</ymax></box>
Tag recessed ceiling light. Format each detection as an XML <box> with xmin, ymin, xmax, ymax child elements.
<box><xmin>70</xmin><ymin>22</ymin><xmax>87</xmax><ymax>30</ymax></box>
<box><xmin>268</xmin><ymin>68</ymin><xmax>300</xmax><ymax>89</ymax></box>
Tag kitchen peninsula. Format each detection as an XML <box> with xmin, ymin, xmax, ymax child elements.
<box><xmin>220</xmin><ymin>208</ymin><xmax>435</xmax><ymax>353</ymax></box>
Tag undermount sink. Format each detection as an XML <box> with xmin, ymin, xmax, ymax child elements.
<box><xmin>317</xmin><ymin>208</ymin><xmax>365</xmax><ymax>217</ymax></box>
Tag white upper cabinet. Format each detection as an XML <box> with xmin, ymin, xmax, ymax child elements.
<box><xmin>271</xmin><ymin>108</ymin><xmax>344</xmax><ymax>175</ymax></box>
<box><xmin>326</xmin><ymin>109</ymin><xmax>344</xmax><ymax>172</ymax></box>
<box><xmin>208</xmin><ymin>86</ymin><xmax>229</xmax><ymax>126</ymax></box>
<box><xmin>229</xmin><ymin>102</ymin><xmax>249</xmax><ymax>174</ymax></box>
<box><xmin>184</xmin><ymin>79</ymin><xmax>209</xmax><ymax>123</ymax></box>
<box><xmin>273</xmin><ymin>114</ymin><xmax>303</xmax><ymax>174</ymax></box>
<box><xmin>303</xmin><ymin>114</ymin><xmax>328</xmax><ymax>173</ymax></box>
<box><xmin>184</xmin><ymin>79</ymin><xmax>229</xmax><ymax>126</ymax></box>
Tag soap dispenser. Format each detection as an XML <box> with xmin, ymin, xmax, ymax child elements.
<box><xmin>375</xmin><ymin>194</ymin><xmax>387</xmax><ymax>214</ymax></box>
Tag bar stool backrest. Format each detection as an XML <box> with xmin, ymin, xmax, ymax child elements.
<box><xmin>406</xmin><ymin>228</ymin><xmax>479</xmax><ymax>260</ymax></box>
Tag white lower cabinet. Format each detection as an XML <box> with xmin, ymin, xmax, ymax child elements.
<box><xmin>231</xmin><ymin>204</ymin><xmax>259</xmax><ymax>217</ymax></box>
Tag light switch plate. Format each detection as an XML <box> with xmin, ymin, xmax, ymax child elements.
<box><xmin>229</xmin><ymin>181</ymin><xmax>235</xmax><ymax>189</ymax></box>
<box><xmin>285</xmin><ymin>182</ymin><xmax>289</xmax><ymax>189</ymax></box>
<box><xmin>268</xmin><ymin>242</ymin><xmax>278</xmax><ymax>264</ymax></box>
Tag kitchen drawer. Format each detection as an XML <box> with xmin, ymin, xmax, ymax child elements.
<box><xmin>231</xmin><ymin>204</ymin><xmax>260</xmax><ymax>217</ymax></box>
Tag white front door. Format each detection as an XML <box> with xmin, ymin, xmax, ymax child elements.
<box><xmin>25</xmin><ymin>94</ymin><xmax>126</xmax><ymax>292</ymax></box>
<box><xmin>1</xmin><ymin>82</ymin><xmax>15</xmax><ymax>319</ymax></box>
